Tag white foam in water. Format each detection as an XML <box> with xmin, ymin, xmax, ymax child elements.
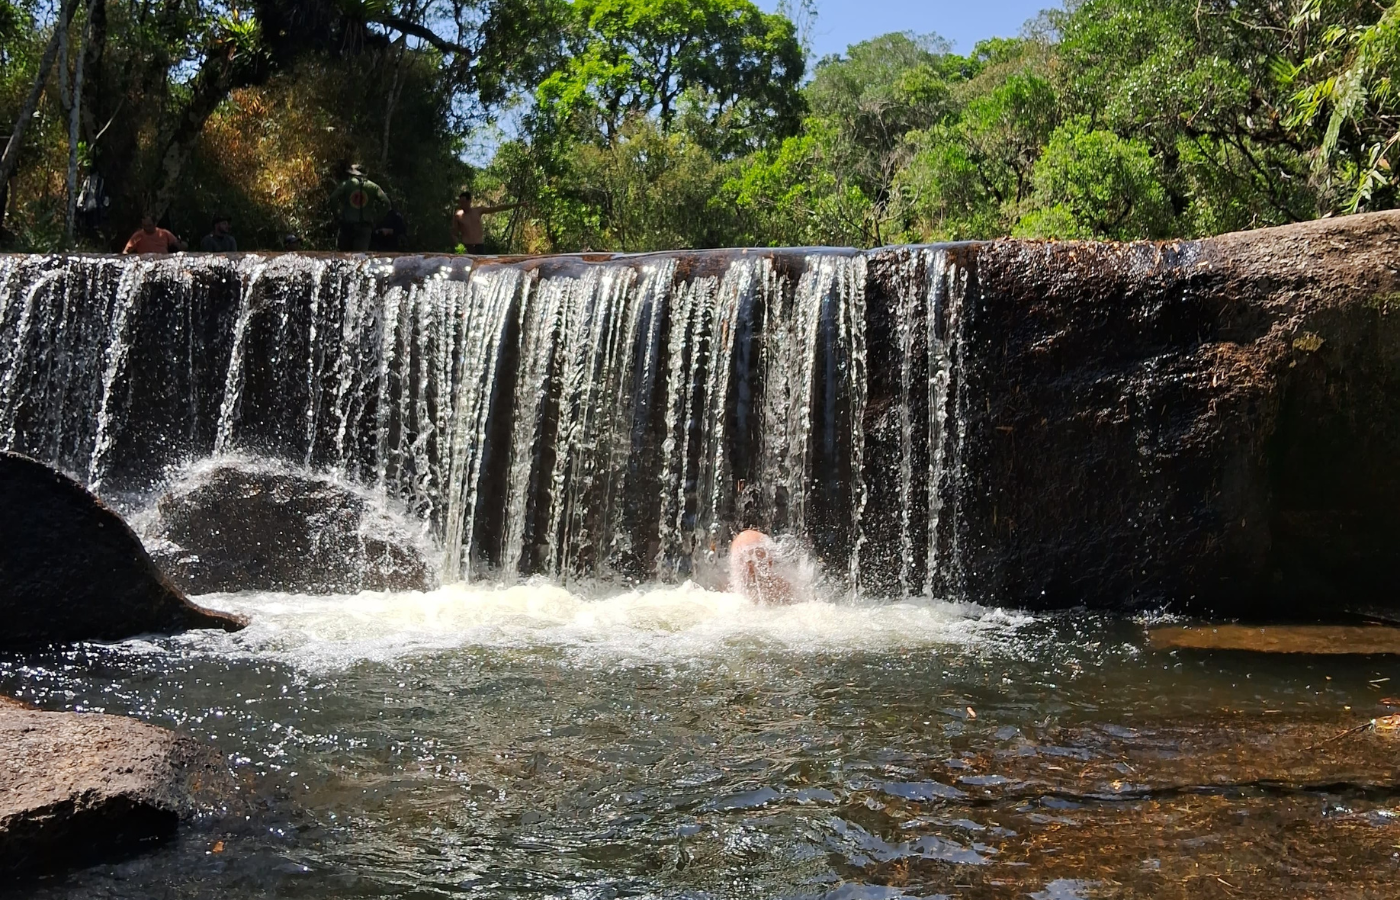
<box><xmin>180</xmin><ymin>581</ymin><xmax>1028</xmax><ymax>672</ymax></box>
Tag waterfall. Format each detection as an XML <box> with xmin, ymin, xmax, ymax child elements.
<box><xmin>0</xmin><ymin>248</ymin><xmax>974</xmax><ymax>595</ymax></box>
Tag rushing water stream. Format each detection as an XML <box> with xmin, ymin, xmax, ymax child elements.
<box><xmin>3</xmin><ymin>588</ymin><xmax>1400</xmax><ymax>898</ymax></box>
<box><xmin>2</xmin><ymin>251</ymin><xmax>1399</xmax><ymax>897</ymax></box>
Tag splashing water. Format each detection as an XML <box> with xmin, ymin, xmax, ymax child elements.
<box><xmin>180</xmin><ymin>581</ymin><xmax>1025</xmax><ymax>673</ymax></box>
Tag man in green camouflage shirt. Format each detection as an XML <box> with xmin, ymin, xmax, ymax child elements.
<box><xmin>330</xmin><ymin>163</ymin><xmax>390</xmax><ymax>251</ymax></box>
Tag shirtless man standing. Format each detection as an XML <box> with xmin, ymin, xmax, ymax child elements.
<box><xmin>451</xmin><ymin>190</ymin><xmax>519</xmax><ymax>254</ymax></box>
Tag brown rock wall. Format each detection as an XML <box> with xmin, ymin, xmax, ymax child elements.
<box><xmin>952</xmin><ymin>211</ymin><xmax>1400</xmax><ymax>615</ymax></box>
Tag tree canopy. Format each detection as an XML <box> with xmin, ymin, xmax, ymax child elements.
<box><xmin>2</xmin><ymin>0</ymin><xmax>1397</xmax><ymax>252</ymax></box>
<box><xmin>539</xmin><ymin>0</ymin><xmax>804</xmax><ymax>151</ymax></box>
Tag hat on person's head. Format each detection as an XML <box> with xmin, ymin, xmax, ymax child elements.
<box><xmin>213</xmin><ymin>212</ymin><xmax>231</xmax><ymax>226</ymax></box>
<box><xmin>348</xmin><ymin>163</ymin><xmax>366</xmax><ymax>176</ymax></box>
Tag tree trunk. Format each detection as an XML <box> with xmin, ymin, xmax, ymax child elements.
<box><xmin>380</xmin><ymin>43</ymin><xmax>407</xmax><ymax>171</ymax></box>
<box><xmin>56</xmin><ymin>14</ymin><xmax>69</xmax><ymax>114</ymax></box>
<box><xmin>150</xmin><ymin>47</ymin><xmax>267</xmax><ymax>220</ymax></box>
<box><xmin>79</xmin><ymin>0</ymin><xmax>105</xmax><ymax>142</ymax></box>
<box><xmin>0</xmin><ymin>0</ymin><xmax>80</xmax><ymax>231</ymax></box>
<box><xmin>65</xmin><ymin>0</ymin><xmax>95</xmax><ymax>247</ymax></box>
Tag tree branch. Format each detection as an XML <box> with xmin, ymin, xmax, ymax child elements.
<box><xmin>373</xmin><ymin>15</ymin><xmax>473</xmax><ymax>60</ymax></box>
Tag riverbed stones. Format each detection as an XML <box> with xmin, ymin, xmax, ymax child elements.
<box><xmin>143</xmin><ymin>460</ymin><xmax>435</xmax><ymax>595</ymax></box>
<box><xmin>0</xmin><ymin>704</ymin><xmax>228</xmax><ymax>880</ymax></box>
<box><xmin>0</xmin><ymin>453</ymin><xmax>244</xmax><ymax>649</ymax></box>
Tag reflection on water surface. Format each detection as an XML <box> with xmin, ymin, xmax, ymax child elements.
<box><xmin>2</xmin><ymin>582</ymin><xmax>1399</xmax><ymax>899</ymax></box>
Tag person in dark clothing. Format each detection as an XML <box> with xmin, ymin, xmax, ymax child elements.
<box><xmin>371</xmin><ymin>204</ymin><xmax>408</xmax><ymax>252</ymax></box>
<box><xmin>76</xmin><ymin>172</ymin><xmax>108</xmax><ymax>234</ymax></box>
<box><xmin>199</xmin><ymin>214</ymin><xmax>237</xmax><ymax>252</ymax></box>
<box><xmin>330</xmin><ymin>163</ymin><xmax>390</xmax><ymax>251</ymax></box>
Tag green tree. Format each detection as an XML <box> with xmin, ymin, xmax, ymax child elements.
<box><xmin>0</xmin><ymin>0</ymin><xmax>20</xmax><ymax>46</ymax></box>
<box><xmin>720</xmin><ymin>120</ymin><xmax>874</xmax><ymax>246</ymax></box>
<box><xmin>0</xmin><ymin>0</ymin><xmax>569</xmax><ymax>247</ymax></box>
<box><xmin>803</xmin><ymin>32</ymin><xmax>961</xmax><ymax>199</ymax></box>
<box><xmin>537</xmin><ymin>0</ymin><xmax>805</xmax><ymax>152</ymax></box>
<box><xmin>1285</xmin><ymin>0</ymin><xmax>1399</xmax><ymax>212</ymax></box>
<box><xmin>1014</xmin><ymin>120</ymin><xmax>1172</xmax><ymax>239</ymax></box>
<box><xmin>486</xmin><ymin>116</ymin><xmax>737</xmax><ymax>252</ymax></box>
<box><xmin>1053</xmin><ymin>0</ymin><xmax>1344</xmax><ymax>229</ymax></box>
<box><xmin>957</xmin><ymin>67</ymin><xmax>1059</xmax><ymax>210</ymax></box>
<box><xmin>894</xmin><ymin>40</ymin><xmax>1058</xmax><ymax>241</ymax></box>
<box><xmin>896</xmin><ymin>126</ymin><xmax>1003</xmax><ymax>240</ymax></box>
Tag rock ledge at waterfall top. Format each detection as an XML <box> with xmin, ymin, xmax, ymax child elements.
<box><xmin>948</xmin><ymin>210</ymin><xmax>1400</xmax><ymax>617</ymax></box>
<box><xmin>0</xmin><ymin>453</ymin><xmax>245</xmax><ymax>649</ymax></box>
<box><xmin>0</xmin><ymin>703</ymin><xmax>229</xmax><ymax>880</ymax></box>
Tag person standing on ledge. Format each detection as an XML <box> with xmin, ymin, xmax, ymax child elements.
<box><xmin>122</xmin><ymin>213</ymin><xmax>186</xmax><ymax>254</ymax></box>
<box><xmin>451</xmin><ymin>189</ymin><xmax>519</xmax><ymax>254</ymax></box>
<box><xmin>330</xmin><ymin>163</ymin><xmax>390</xmax><ymax>251</ymax></box>
<box><xmin>199</xmin><ymin>213</ymin><xmax>237</xmax><ymax>252</ymax></box>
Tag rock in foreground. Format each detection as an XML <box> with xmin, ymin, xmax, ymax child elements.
<box><xmin>0</xmin><ymin>453</ymin><xmax>244</xmax><ymax>650</ymax></box>
<box><xmin>0</xmin><ymin>705</ymin><xmax>229</xmax><ymax>880</ymax></box>
<box><xmin>144</xmin><ymin>460</ymin><xmax>435</xmax><ymax>595</ymax></box>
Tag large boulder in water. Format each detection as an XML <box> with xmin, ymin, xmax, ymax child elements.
<box><xmin>142</xmin><ymin>460</ymin><xmax>436</xmax><ymax>595</ymax></box>
<box><xmin>0</xmin><ymin>701</ymin><xmax>230</xmax><ymax>880</ymax></box>
<box><xmin>927</xmin><ymin>210</ymin><xmax>1400</xmax><ymax>617</ymax></box>
<box><xmin>0</xmin><ymin>453</ymin><xmax>244</xmax><ymax>649</ymax></box>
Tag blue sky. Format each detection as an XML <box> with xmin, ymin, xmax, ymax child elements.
<box><xmin>757</xmin><ymin>0</ymin><xmax>1058</xmax><ymax>59</ymax></box>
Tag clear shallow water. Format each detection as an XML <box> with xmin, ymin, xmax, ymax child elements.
<box><xmin>3</xmin><ymin>584</ymin><xmax>1400</xmax><ymax>899</ymax></box>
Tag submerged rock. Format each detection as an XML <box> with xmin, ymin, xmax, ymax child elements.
<box><xmin>143</xmin><ymin>460</ymin><xmax>436</xmax><ymax>595</ymax></box>
<box><xmin>0</xmin><ymin>453</ymin><xmax>244</xmax><ymax>650</ymax></box>
<box><xmin>0</xmin><ymin>704</ymin><xmax>229</xmax><ymax>880</ymax></box>
<box><xmin>1148</xmin><ymin>624</ymin><xmax>1400</xmax><ymax>654</ymax></box>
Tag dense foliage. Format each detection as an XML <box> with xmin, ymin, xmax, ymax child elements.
<box><xmin>2</xmin><ymin>0</ymin><xmax>1397</xmax><ymax>252</ymax></box>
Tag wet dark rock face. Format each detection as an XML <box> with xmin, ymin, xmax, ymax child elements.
<box><xmin>0</xmin><ymin>453</ymin><xmax>244</xmax><ymax>649</ymax></box>
<box><xmin>0</xmin><ymin>704</ymin><xmax>229</xmax><ymax>881</ymax></box>
<box><xmin>144</xmin><ymin>461</ymin><xmax>435</xmax><ymax>595</ymax></box>
<box><xmin>945</xmin><ymin>212</ymin><xmax>1400</xmax><ymax>615</ymax></box>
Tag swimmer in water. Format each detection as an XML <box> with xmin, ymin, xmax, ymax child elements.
<box><xmin>729</xmin><ymin>529</ymin><xmax>795</xmax><ymax>604</ymax></box>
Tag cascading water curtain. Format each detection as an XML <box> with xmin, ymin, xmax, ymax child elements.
<box><xmin>0</xmin><ymin>248</ymin><xmax>971</xmax><ymax>597</ymax></box>
<box><xmin>437</xmin><ymin>252</ymin><xmax>877</xmax><ymax>589</ymax></box>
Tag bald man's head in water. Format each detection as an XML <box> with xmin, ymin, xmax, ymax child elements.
<box><xmin>729</xmin><ymin>529</ymin><xmax>795</xmax><ymax>604</ymax></box>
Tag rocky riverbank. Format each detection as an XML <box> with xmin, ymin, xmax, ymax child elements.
<box><xmin>0</xmin><ymin>455</ymin><xmax>240</xmax><ymax>881</ymax></box>
<box><xmin>0</xmin><ymin>700</ymin><xmax>230</xmax><ymax>881</ymax></box>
